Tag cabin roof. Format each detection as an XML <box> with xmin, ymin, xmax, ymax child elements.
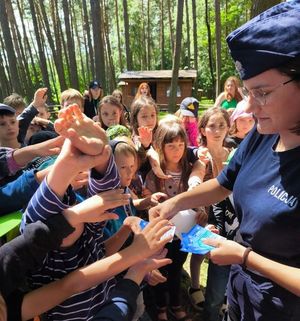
<box><xmin>119</xmin><ymin>69</ymin><xmax>197</xmax><ymax>80</ymax></box>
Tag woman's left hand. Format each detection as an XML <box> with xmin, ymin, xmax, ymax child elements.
<box><xmin>203</xmin><ymin>238</ymin><xmax>245</xmax><ymax>266</ymax></box>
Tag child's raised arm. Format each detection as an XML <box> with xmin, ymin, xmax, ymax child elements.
<box><xmin>22</xmin><ymin>105</ymin><xmax>112</xmax><ymax>230</ymax></box>
<box><xmin>147</xmin><ymin>146</ymin><xmax>172</xmax><ymax>180</ymax></box>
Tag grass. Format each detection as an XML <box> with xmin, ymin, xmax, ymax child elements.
<box><xmin>183</xmin><ymin>254</ymin><xmax>209</xmax><ymax>288</ymax></box>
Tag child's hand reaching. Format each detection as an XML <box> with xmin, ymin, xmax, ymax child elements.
<box><xmin>147</xmin><ymin>146</ymin><xmax>172</xmax><ymax>180</ymax></box>
<box><xmin>33</xmin><ymin>87</ymin><xmax>48</xmax><ymax>108</ymax></box>
<box><xmin>150</xmin><ymin>192</ymin><xmax>168</xmax><ymax>206</ymax></box>
<box><xmin>206</xmin><ymin>224</ymin><xmax>219</xmax><ymax>234</ymax></box>
<box><xmin>128</xmin><ymin>217</ymin><xmax>173</xmax><ymax>260</ymax></box>
<box><xmin>123</xmin><ymin>216</ymin><xmax>143</xmax><ymax>231</ymax></box>
<box><xmin>71</xmin><ymin>171</ymin><xmax>89</xmax><ymax>190</ymax></box>
<box><xmin>138</xmin><ymin>126</ymin><xmax>153</xmax><ymax>148</ymax></box>
<box><xmin>151</xmin><ymin>165</ymin><xmax>172</xmax><ymax>180</ymax></box>
<box><xmin>54</xmin><ymin>104</ymin><xmax>108</xmax><ymax>156</ymax></box>
<box><xmin>63</xmin><ymin>189</ymin><xmax>131</xmax><ymax>225</ymax></box>
<box><xmin>32</xmin><ymin>116</ymin><xmax>51</xmax><ymax>128</ymax></box>
<box><xmin>125</xmin><ymin>248</ymin><xmax>171</xmax><ymax>285</ymax></box>
<box><xmin>195</xmin><ymin>207</ymin><xmax>208</xmax><ymax>227</ymax></box>
<box><xmin>198</xmin><ymin>146</ymin><xmax>211</xmax><ymax>165</ymax></box>
<box><xmin>145</xmin><ymin>268</ymin><xmax>167</xmax><ymax>286</ymax></box>
<box><xmin>55</xmin><ymin>138</ymin><xmax>111</xmax><ymax>173</ymax></box>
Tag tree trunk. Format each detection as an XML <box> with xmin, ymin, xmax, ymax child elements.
<box><xmin>122</xmin><ymin>0</ymin><xmax>133</xmax><ymax>70</ymax></box>
<box><xmin>214</xmin><ymin>0</ymin><xmax>221</xmax><ymax>97</ymax></box>
<box><xmin>168</xmin><ymin>0</ymin><xmax>184</xmax><ymax>113</ymax></box>
<box><xmin>71</xmin><ymin>0</ymin><xmax>86</xmax><ymax>87</ymax></box>
<box><xmin>5</xmin><ymin>0</ymin><xmax>33</xmax><ymax>97</ymax></box>
<box><xmin>37</xmin><ymin>11</ymin><xmax>55</xmax><ymax>102</ymax></box>
<box><xmin>28</xmin><ymin>0</ymin><xmax>51</xmax><ymax>95</ymax></box>
<box><xmin>62</xmin><ymin>0</ymin><xmax>79</xmax><ymax>89</ymax></box>
<box><xmin>160</xmin><ymin>0</ymin><xmax>165</xmax><ymax>69</ymax></box>
<box><xmin>82</xmin><ymin>0</ymin><xmax>95</xmax><ymax>79</ymax></box>
<box><xmin>147</xmin><ymin>0</ymin><xmax>151</xmax><ymax>70</ymax></box>
<box><xmin>205</xmin><ymin>0</ymin><xmax>215</xmax><ymax>92</ymax></box>
<box><xmin>103</xmin><ymin>0</ymin><xmax>116</xmax><ymax>91</ymax></box>
<box><xmin>44</xmin><ymin>43</ymin><xmax>60</xmax><ymax>103</ymax></box>
<box><xmin>0</xmin><ymin>36</ymin><xmax>10</xmax><ymax>99</ymax></box>
<box><xmin>16</xmin><ymin>0</ymin><xmax>39</xmax><ymax>86</ymax></box>
<box><xmin>90</xmin><ymin>0</ymin><xmax>106</xmax><ymax>92</ymax></box>
<box><xmin>114</xmin><ymin>0</ymin><xmax>123</xmax><ymax>72</ymax></box>
<box><xmin>141</xmin><ymin>1</ymin><xmax>147</xmax><ymax>69</ymax></box>
<box><xmin>0</xmin><ymin>34</ymin><xmax>12</xmax><ymax>87</ymax></box>
<box><xmin>192</xmin><ymin>0</ymin><xmax>198</xmax><ymax>94</ymax></box>
<box><xmin>185</xmin><ymin>0</ymin><xmax>191</xmax><ymax>68</ymax></box>
<box><xmin>81</xmin><ymin>1</ymin><xmax>91</xmax><ymax>82</ymax></box>
<box><xmin>251</xmin><ymin>0</ymin><xmax>281</xmax><ymax>18</ymax></box>
<box><xmin>39</xmin><ymin>0</ymin><xmax>67</xmax><ymax>91</ymax></box>
<box><xmin>51</xmin><ymin>0</ymin><xmax>69</xmax><ymax>87</ymax></box>
<box><xmin>58</xmin><ymin>10</ymin><xmax>71</xmax><ymax>86</ymax></box>
<box><xmin>0</xmin><ymin>0</ymin><xmax>22</xmax><ymax>94</ymax></box>
<box><xmin>167</xmin><ymin>0</ymin><xmax>174</xmax><ymax>54</ymax></box>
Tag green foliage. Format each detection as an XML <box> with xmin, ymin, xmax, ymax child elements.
<box><xmin>1</xmin><ymin>0</ymin><xmax>254</xmax><ymax>103</ymax></box>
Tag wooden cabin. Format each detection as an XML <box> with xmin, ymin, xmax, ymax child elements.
<box><xmin>118</xmin><ymin>69</ymin><xmax>197</xmax><ymax>109</ymax></box>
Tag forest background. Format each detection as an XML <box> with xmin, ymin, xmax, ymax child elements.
<box><xmin>0</xmin><ymin>0</ymin><xmax>282</xmax><ymax>113</ymax></box>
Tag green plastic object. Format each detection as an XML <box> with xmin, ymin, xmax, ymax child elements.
<box><xmin>0</xmin><ymin>211</ymin><xmax>22</xmax><ymax>238</ymax></box>
<box><xmin>223</xmin><ymin>148</ymin><xmax>237</xmax><ymax>166</ymax></box>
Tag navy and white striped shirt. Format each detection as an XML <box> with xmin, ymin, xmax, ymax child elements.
<box><xmin>22</xmin><ymin>154</ymin><xmax>120</xmax><ymax>320</ymax></box>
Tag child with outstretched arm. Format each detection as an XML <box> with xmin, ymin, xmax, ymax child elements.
<box><xmin>21</xmin><ymin>104</ymin><xmax>163</xmax><ymax>320</ymax></box>
<box><xmin>1</xmin><ymin>195</ymin><xmax>172</xmax><ymax>321</ymax></box>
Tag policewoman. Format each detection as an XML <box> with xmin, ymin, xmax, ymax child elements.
<box><xmin>149</xmin><ymin>1</ymin><xmax>300</xmax><ymax>320</ymax></box>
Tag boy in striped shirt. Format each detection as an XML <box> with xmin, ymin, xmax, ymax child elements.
<box><xmin>21</xmin><ymin>104</ymin><xmax>140</xmax><ymax>320</ymax></box>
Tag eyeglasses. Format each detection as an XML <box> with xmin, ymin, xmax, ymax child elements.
<box><xmin>240</xmin><ymin>78</ymin><xmax>295</xmax><ymax>106</ymax></box>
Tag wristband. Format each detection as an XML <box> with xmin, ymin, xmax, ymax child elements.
<box><xmin>242</xmin><ymin>247</ymin><xmax>253</xmax><ymax>270</ymax></box>
<box><xmin>188</xmin><ymin>176</ymin><xmax>202</xmax><ymax>188</ymax></box>
<box><xmin>144</xmin><ymin>144</ymin><xmax>151</xmax><ymax>151</ymax></box>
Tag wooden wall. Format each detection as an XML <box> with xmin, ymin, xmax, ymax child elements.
<box><xmin>121</xmin><ymin>79</ymin><xmax>194</xmax><ymax>110</ymax></box>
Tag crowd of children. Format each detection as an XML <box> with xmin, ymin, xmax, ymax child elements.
<box><xmin>0</xmin><ymin>80</ymin><xmax>255</xmax><ymax>321</ymax></box>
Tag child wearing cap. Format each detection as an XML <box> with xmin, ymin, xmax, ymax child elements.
<box><xmin>1</xmin><ymin>88</ymin><xmax>48</xmax><ymax>147</ymax></box>
<box><xmin>229</xmin><ymin>100</ymin><xmax>255</xmax><ymax>146</ymax></box>
<box><xmin>175</xmin><ymin>97</ymin><xmax>200</xmax><ymax>147</ymax></box>
<box><xmin>83</xmin><ymin>80</ymin><xmax>103</xmax><ymax>119</ymax></box>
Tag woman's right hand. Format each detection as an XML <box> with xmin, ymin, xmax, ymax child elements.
<box><xmin>148</xmin><ymin>198</ymin><xmax>178</xmax><ymax>220</ymax></box>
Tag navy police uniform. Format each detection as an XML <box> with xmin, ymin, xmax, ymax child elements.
<box><xmin>218</xmin><ymin>1</ymin><xmax>300</xmax><ymax>320</ymax></box>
